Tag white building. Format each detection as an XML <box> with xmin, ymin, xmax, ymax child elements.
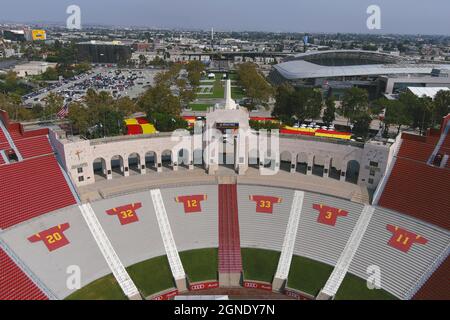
<box><xmin>13</xmin><ymin>61</ymin><xmax>57</xmax><ymax>77</ymax></box>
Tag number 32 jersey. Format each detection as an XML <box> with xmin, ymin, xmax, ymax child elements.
<box><xmin>106</xmin><ymin>203</ymin><xmax>142</xmax><ymax>225</ymax></box>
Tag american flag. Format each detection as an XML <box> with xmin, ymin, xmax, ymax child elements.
<box><xmin>57</xmin><ymin>104</ymin><xmax>69</xmax><ymax>119</ymax></box>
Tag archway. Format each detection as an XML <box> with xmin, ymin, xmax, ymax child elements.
<box><xmin>312</xmin><ymin>155</ymin><xmax>325</xmax><ymax>177</ymax></box>
<box><xmin>128</xmin><ymin>153</ymin><xmax>141</xmax><ymax>175</ymax></box>
<box><xmin>92</xmin><ymin>157</ymin><xmax>107</xmax><ymax>180</ymax></box>
<box><xmin>145</xmin><ymin>151</ymin><xmax>157</xmax><ymax>172</ymax></box>
<box><xmin>346</xmin><ymin>160</ymin><xmax>360</xmax><ymax>184</ymax></box>
<box><xmin>296</xmin><ymin>152</ymin><xmax>308</xmax><ymax>174</ymax></box>
<box><xmin>193</xmin><ymin>149</ymin><xmax>203</xmax><ymax>168</ymax></box>
<box><xmin>177</xmin><ymin>149</ymin><xmax>190</xmax><ymax>169</ymax></box>
<box><xmin>110</xmin><ymin>155</ymin><xmax>124</xmax><ymax>177</ymax></box>
<box><xmin>248</xmin><ymin>149</ymin><xmax>259</xmax><ymax>169</ymax></box>
<box><xmin>161</xmin><ymin>150</ymin><xmax>173</xmax><ymax>171</ymax></box>
<box><xmin>328</xmin><ymin>158</ymin><xmax>341</xmax><ymax>180</ymax></box>
<box><xmin>280</xmin><ymin>151</ymin><xmax>292</xmax><ymax>172</ymax></box>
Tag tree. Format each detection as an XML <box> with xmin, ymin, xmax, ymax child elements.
<box><xmin>341</xmin><ymin>87</ymin><xmax>369</xmax><ymax>125</ymax></box>
<box><xmin>67</xmin><ymin>102</ymin><xmax>90</xmax><ymax>136</ymax></box>
<box><xmin>138</xmin><ymin>82</ymin><xmax>181</xmax><ymax>120</ymax></box>
<box><xmin>152</xmin><ymin>113</ymin><xmax>188</xmax><ymax>132</ymax></box>
<box><xmin>322</xmin><ymin>97</ymin><xmax>336</xmax><ymax>125</ymax></box>
<box><xmin>186</xmin><ymin>60</ymin><xmax>205</xmax><ymax>87</ymax></box>
<box><xmin>352</xmin><ymin>112</ymin><xmax>372</xmax><ymax>138</ymax></box>
<box><xmin>272</xmin><ymin>83</ymin><xmax>295</xmax><ymax>119</ymax></box>
<box><xmin>384</xmin><ymin>100</ymin><xmax>411</xmax><ymax>135</ymax></box>
<box><xmin>433</xmin><ymin>90</ymin><xmax>450</xmax><ymax>125</ymax></box>
<box><xmin>237</xmin><ymin>62</ymin><xmax>274</xmax><ymax>105</ymax></box>
<box><xmin>42</xmin><ymin>92</ymin><xmax>64</xmax><ymax>119</ymax></box>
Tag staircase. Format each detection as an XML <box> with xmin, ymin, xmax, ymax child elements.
<box><xmin>218</xmin><ymin>183</ymin><xmax>242</xmax><ymax>287</ymax></box>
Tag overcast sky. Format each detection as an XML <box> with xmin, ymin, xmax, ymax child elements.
<box><xmin>1</xmin><ymin>0</ymin><xmax>449</xmax><ymax>35</ymax></box>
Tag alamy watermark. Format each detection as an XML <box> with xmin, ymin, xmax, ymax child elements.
<box><xmin>367</xmin><ymin>5</ymin><xmax>382</xmax><ymax>30</ymax></box>
<box><xmin>66</xmin><ymin>5</ymin><xmax>82</xmax><ymax>30</ymax></box>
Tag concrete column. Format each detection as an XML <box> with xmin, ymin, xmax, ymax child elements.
<box><xmin>290</xmin><ymin>154</ymin><xmax>297</xmax><ymax>173</ymax></box>
<box><xmin>105</xmin><ymin>160</ymin><xmax>113</xmax><ymax>180</ymax></box>
<box><xmin>306</xmin><ymin>155</ymin><xmax>313</xmax><ymax>176</ymax></box>
<box><xmin>324</xmin><ymin>157</ymin><xmax>330</xmax><ymax>178</ymax></box>
<box><xmin>156</xmin><ymin>153</ymin><xmax>162</xmax><ymax>173</ymax></box>
<box><xmin>340</xmin><ymin>161</ymin><xmax>347</xmax><ymax>182</ymax></box>
<box><xmin>123</xmin><ymin>157</ymin><xmax>129</xmax><ymax>177</ymax></box>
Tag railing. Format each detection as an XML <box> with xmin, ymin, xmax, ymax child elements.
<box><xmin>149</xmin><ymin>189</ymin><xmax>186</xmax><ymax>280</ymax></box>
<box><xmin>274</xmin><ymin>190</ymin><xmax>304</xmax><ymax>280</ymax></box>
<box><xmin>79</xmin><ymin>203</ymin><xmax>139</xmax><ymax>298</ymax></box>
<box><xmin>320</xmin><ymin>204</ymin><xmax>375</xmax><ymax>297</ymax></box>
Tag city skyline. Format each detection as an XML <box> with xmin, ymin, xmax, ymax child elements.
<box><xmin>1</xmin><ymin>0</ymin><xmax>450</xmax><ymax>36</ymax></box>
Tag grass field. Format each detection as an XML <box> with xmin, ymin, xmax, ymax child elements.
<box><xmin>126</xmin><ymin>255</ymin><xmax>175</xmax><ymax>297</ymax></box>
<box><xmin>179</xmin><ymin>248</ymin><xmax>218</xmax><ymax>282</ymax></box>
<box><xmin>335</xmin><ymin>273</ymin><xmax>397</xmax><ymax>300</ymax></box>
<box><xmin>65</xmin><ymin>274</ymin><xmax>127</xmax><ymax>300</ymax></box>
<box><xmin>195</xmin><ymin>72</ymin><xmax>245</xmax><ymax>99</ymax></box>
<box><xmin>188</xmin><ymin>103</ymin><xmax>213</xmax><ymax>111</ymax></box>
<box><xmin>241</xmin><ymin>248</ymin><xmax>280</xmax><ymax>283</ymax></box>
<box><xmin>287</xmin><ymin>255</ymin><xmax>334</xmax><ymax>296</ymax></box>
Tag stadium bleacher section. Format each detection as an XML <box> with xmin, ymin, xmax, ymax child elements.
<box><xmin>14</xmin><ymin>135</ymin><xmax>54</xmax><ymax>159</ymax></box>
<box><xmin>413</xmin><ymin>255</ymin><xmax>450</xmax><ymax>300</ymax></box>
<box><xmin>0</xmin><ymin>247</ymin><xmax>48</xmax><ymax>300</ymax></box>
<box><xmin>378</xmin><ymin>132</ymin><xmax>450</xmax><ymax>230</ymax></box>
<box><xmin>237</xmin><ymin>185</ymin><xmax>293</xmax><ymax>252</ymax></box>
<box><xmin>345</xmin><ymin>206</ymin><xmax>450</xmax><ymax>300</ymax></box>
<box><xmin>89</xmin><ymin>191</ymin><xmax>167</xmax><ymax>268</ymax></box>
<box><xmin>0</xmin><ymin>205</ymin><xmax>111</xmax><ymax>299</ymax></box>
<box><xmin>293</xmin><ymin>192</ymin><xmax>364</xmax><ymax>268</ymax></box>
<box><xmin>0</xmin><ymin>155</ymin><xmax>77</xmax><ymax>229</ymax></box>
<box><xmin>160</xmin><ymin>186</ymin><xmax>218</xmax><ymax>252</ymax></box>
<box><xmin>79</xmin><ymin>203</ymin><xmax>140</xmax><ymax>299</ymax></box>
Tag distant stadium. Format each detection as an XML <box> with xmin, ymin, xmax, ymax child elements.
<box><xmin>269</xmin><ymin>50</ymin><xmax>450</xmax><ymax>99</ymax></box>
<box><xmin>0</xmin><ymin>83</ymin><xmax>449</xmax><ymax>301</ymax></box>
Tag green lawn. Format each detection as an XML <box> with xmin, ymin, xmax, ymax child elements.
<box><xmin>196</xmin><ymin>74</ymin><xmax>245</xmax><ymax>99</ymax></box>
<box><xmin>241</xmin><ymin>248</ymin><xmax>280</xmax><ymax>283</ymax></box>
<box><xmin>126</xmin><ymin>255</ymin><xmax>175</xmax><ymax>297</ymax></box>
<box><xmin>65</xmin><ymin>274</ymin><xmax>127</xmax><ymax>300</ymax></box>
<box><xmin>287</xmin><ymin>255</ymin><xmax>334</xmax><ymax>296</ymax></box>
<box><xmin>189</xmin><ymin>103</ymin><xmax>213</xmax><ymax>111</ymax></box>
<box><xmin>179</xmin><ymin>248</ymin><xmax>218</xmax><ymax>282</ymax></box>
<box><xmin>335</xmin><ymin>273</ymin><xmax>397</xmax><ymax>300</ymax></box>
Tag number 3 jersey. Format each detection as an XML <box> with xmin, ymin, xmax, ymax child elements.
<box><xmin>28</xmin><ymin>223</ymin><xmax>71</xmax><ymax>251</ymax></box>
<box><xmin>106</xmin><ymin>203</ymin><xmax>142</xmax><ymax>225</ymax></box>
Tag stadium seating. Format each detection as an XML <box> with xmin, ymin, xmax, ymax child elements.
<box><xmin>160</xmin><ymin>185</ymin><xmax>219</xmax><ymax>252</ymax></box>
<box><xmin>346</xmin><ymin>206</ymin><xmax>450</xmax><ymax>299</ymax></box>
<box><xmin>0</xmin><ymin>155</ymin><xmax>77</xmax><ymax>229</ymax></box>
<box><xmin>413</xmin><ymin>255</ymin><xmax>450</xmax><ymax>300</ymax></box>
<box><xmin>218</xmin><ymin>184</ymin><xmax>242</xmax><ymax>273</ymax></box>
<box><xmin>0</xmin><ymin>248</ymin><xmax>47</xmax><ymax>300</ymax></box>
<box><xmin>293</xmin><ymin>192</ymin><xmax>364</xmax><ymax>267</ymax></box>
<box><xmin>379</xmin><ymin>157</ymin><xmax>450</xmax><ymax>230</ymax></box>
<box><xmin>237</xmin><ymin>185</ymin><xmax>292</xmax><ymax>252</ymax></box>
<box><xmin>14</xmin><ymin>136</ymin><xmax>54</xmax><ymax>159</ymax></box>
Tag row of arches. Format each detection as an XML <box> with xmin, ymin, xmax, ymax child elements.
<box><xmin>92</xmin><ymin>149</ymin><xmax>202</xmax><ymax>180</ymax></box>
<box><xmin>249</xmin><ymin>150</ymin><xmax>360</xmax><ymax>184</ymax></box>
<box><xmin>91</xmin><ymin>149</ymin><xmax>360</xmax><ymax>184</ymax></box>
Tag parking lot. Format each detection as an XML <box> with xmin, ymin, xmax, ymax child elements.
<box><xmin>22</xmin><ymin>67</ymin><xmax>159</xmax><ymax>106</ymax></box>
